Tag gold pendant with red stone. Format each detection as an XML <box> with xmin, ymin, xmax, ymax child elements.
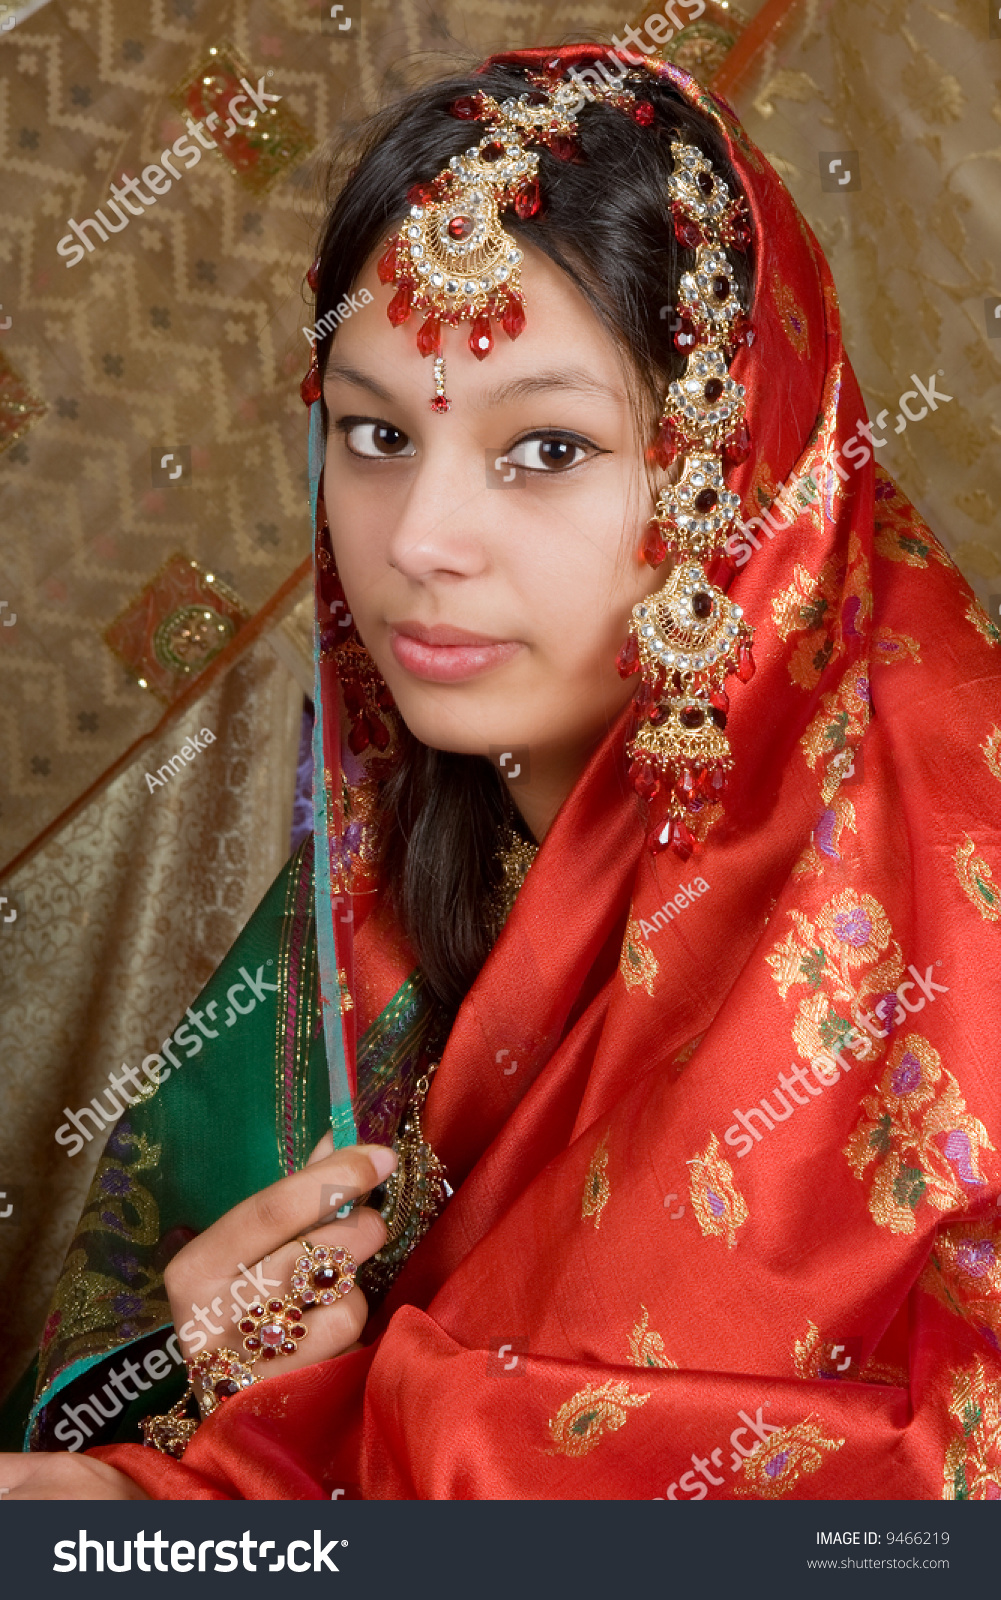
<box><xmin>617</xmin><ymin>560</ymin><xmax>754</xmax><ymax>858</ymax></box>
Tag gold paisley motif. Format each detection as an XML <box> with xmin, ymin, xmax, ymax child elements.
<box><xmin>983</xmin><ymin>727</ymin><xmax>1001</xmax><ymax>784</ymax></box>
<box><xmin>619</xmin><ymin>914</ymin><xmax>658</xmax><ymax>997</ymax></box>
<box><xmin>734</xmin><ymin>1416</ymin><xmax>845</xmax><ymax>1498</ymax></box>
<box><xmin>774</xmin><ymin>279</ymin><xmax>810</xmax><ymax>359</ymax></box>
<box><xmin>687</xmin><ymin>1132</ymin><xmax>748</xmax><ymax>1248</ymax></box>
<box><xmin>547</xmin><ymin>1378</ymin><xmax>650</xmax><ymax>1458</ymax></box>
<box><xmin>954</xmin><ymin>836</ymin><xmax>1001</xmax><ymax>922</ymax></box>
<box><xmin>581</xmin><ymin>1131</ymin><xmax>610</xmax><ymax>1230</ymax></box>
<box><xmin>628</xmin><ymin>1305</ymin><xmax>677</xmax><ymax>1370</ymax></box>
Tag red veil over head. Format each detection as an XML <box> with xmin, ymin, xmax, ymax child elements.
<box><xmin>95</xmin><ymin>46</ymin><xmax>1001</xmax><ymax>1501</ymax></box>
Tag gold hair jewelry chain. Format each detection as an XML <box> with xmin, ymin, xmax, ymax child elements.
<box><xmin>617</xmin><ymin>138</ymin><xmax>756</xmax><ymax>860</ymax></box>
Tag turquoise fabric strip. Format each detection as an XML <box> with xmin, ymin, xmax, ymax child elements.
<box><xmin>309</xmin><ymin>398</ymin><xmax>358</xmax><ymax>1148</ymax></box>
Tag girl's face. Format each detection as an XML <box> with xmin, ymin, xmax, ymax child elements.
<box><xmin>323</xmin><ymin>242</ymin><xmax>670</xmax><ymax>832</ymax></box>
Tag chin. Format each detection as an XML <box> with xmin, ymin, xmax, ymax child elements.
<box><xmin>391</xmin><ymin>693</ymin><xmax>519</xmax><ymax>758</ymax></box>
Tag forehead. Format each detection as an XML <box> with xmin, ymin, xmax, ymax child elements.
<box><xmin>323</xmin><ymin>240</ymin><xmax>632</xmax><ymax>410</ymax></box>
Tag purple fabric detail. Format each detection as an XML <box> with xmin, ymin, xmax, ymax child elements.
<box><xmin>855</xmin><ymin>676</ymin><xmax>871</xmax><ymax>702</ymax></box>
<box><xmin>707</xmin><ymin>1191</ymin><xmax>725</xmax><ymax>1217</ymax></box>
<box><xmin>290</xmin><ymin>699</ymin><xmax>315</xmax><ymax>855</ymax></box>
<box><xmin>815</xmin><ymin>809</ymin><xmax>839</xmax><ymax>859</ymax></box>
<box><xmin>891</xmin><ymin>1051</ymin><xmax>921</xmax><ymax>1095</ymax></box>
<box><xmin>834</xmin><ymin>907</ymin><xmax>871</xmax><ymax>946</ymax></box>
<box><xmin>765</xmin><ymin>1451</ymin><xmax>789</xmax><ymax>1477</ymax></box>
<box><xmin>841</xmin><ymin>595</ymin><xmax>862</xmax><ymax>637</ymax></box>
<box><xmin>957</xmin><ymin>1241</ymin><xmax>995</xmax><ymax>1278</ymax></box>
<box><xmin>99</xmin><ymin>1168</ymin><xmax>131</xmax><ymax>1195</ymax></box>
<box><xmin>942</xmin><ymin>1128</ymin><xmax>986</xmax><ymax>1185</ymax></box>
<box><xmin>875</xmin><ymin>477</ymin><xmax>895</xmax><ymax>500</ymax></box>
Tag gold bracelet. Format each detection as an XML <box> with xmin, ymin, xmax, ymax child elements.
<box><xmin>140</xmin><ymin>1348</ymin><xmax>258</xmax><ymax>1458</ymax></box>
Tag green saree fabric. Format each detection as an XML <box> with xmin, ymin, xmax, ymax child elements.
<box><xmin>4</xmin><ymin>837</ymin><xmax>431</xmax><ymax>1454</ymax></box>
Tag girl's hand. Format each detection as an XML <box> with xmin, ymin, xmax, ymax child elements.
<box><xmin>0</xmin><ymin>1451</ymin><xmax>148</xmax><ymax>1500</ymax></box>
<box><xmin>163</xmin><ymin>1138</ymin><xmax>397</xmax><ymax>1380</ymax></box>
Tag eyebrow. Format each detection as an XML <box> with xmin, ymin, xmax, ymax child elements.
<box><xmin>323</xmin><ymin>361</ymin><xmax>623</xmax><ymax>407</ymax></box>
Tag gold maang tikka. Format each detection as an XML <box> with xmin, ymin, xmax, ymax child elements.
<box><xmin>373</xmin><ymin>67</ymin><xmax>656</xmax><ymax>410</ymax></box>
<box><xmin>616</xmin><ymin>137</ymin><xmax>756</xmax><ymax>860</ymax></box>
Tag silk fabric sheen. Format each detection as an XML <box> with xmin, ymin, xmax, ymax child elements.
<box><xmin>92</xmin><ymin>48</ymin><xmax>1001</xmax><ymax>1500</ymax></box>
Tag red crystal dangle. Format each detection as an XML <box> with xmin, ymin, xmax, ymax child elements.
<box><xmin>469</xmin><ymin>314</ymin><xmax>493</xmax><ymax>360</ymax></box>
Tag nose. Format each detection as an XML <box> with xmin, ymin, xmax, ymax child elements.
<box><xmin>386</xmin><ymin>444</ymin><xmax>490</xmax><ymax>583</ymax></box>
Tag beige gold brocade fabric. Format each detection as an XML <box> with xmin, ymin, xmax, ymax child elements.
<box><xmin>725</xmin><ymin>0</ymin><xmax>1001</xmax><ymax>604</ymax></box>
<box><xmin>0</xmin><ymin>639</ymin><xmax>302</xmax><ymax>1402</ymax></box>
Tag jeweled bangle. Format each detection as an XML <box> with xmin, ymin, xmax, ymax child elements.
<box><xmin>188</xmin><ymin>1346</ymin><xmax>259</xmax><ymax>1418</ymax></box>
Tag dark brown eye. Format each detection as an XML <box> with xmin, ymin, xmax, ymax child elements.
<box><xmin>341</xmin><ymin>421</ymin><xmax>415</xmax><ymax>459</ymax></box>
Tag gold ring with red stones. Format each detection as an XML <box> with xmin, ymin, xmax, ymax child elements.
<box><xmin>237</xmin><ymin>1295</ymin><xmax>309</xmax><ymax>1361</ymax></box>
<box><xmin>291</xmin><ymin>1239</ymin><xmax>357</xmax><ymax>1307</ymax></box>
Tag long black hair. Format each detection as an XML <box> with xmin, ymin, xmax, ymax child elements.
<box><xmin>311</xmin><ymin>56</ymin><xmax>753</xmax><ymax>1031</ymax></box>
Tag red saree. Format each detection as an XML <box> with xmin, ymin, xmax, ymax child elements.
<box><xmin>91</xmin><ymin>48</ymin><xmax>1001</xmax><ymax>1500</ymax></box>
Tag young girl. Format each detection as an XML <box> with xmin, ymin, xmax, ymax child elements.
<box><xmin>4</xmin><ymin>43</ymin><xmax>999</xmax><ymax>1502</ymax></box>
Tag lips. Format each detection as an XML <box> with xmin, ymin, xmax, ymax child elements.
<box><xmin>388</xmin><ymin>621</ymin><xmax>523</xmax><ymax>683</ymax></box>
<box><xmin>391</xmin><ymin>620</ymin><xmax>512</xmax><ymax>647</ymax></box>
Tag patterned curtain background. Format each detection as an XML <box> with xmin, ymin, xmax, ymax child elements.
<box><xmin>2</xmin><ymin>0</ymin><xmax>998</xmax><ymax>1403</ymax></box>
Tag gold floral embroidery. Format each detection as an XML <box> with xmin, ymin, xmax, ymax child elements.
<box><xmin>983</xmin><ymin>727</ymin><xmax>1001</xmax><ymax>785</ymax></box>
<box><xmin>792</xmin><ymin>1320</ymin><xmax>907</xmax><ymax>1387</ymax></box>
<box><xmin>687</xmin><ymin>1133</ymin><xmax>748</xmax><ymax>1248</ymax></box>
<box><xmin>844</xmin><ymin>1034</ymin><xmax>995</xmax><ymax>1234</ymax></box>
<box><xmin>873</xmin><ymin>469</ymin><xmax>952</xmax><ymax>569</ymax></box>
<box><xmin>942</xmin><ymin>1358</ymin><xmax>1001</xmax><ymax>1500</ymax></box>
<box><xmin>628</xmin><ymin>1305</ymin><xmax>677</xmax><ymax>1370</ymax></box>
<box><xmin>792</xmin><ymin>797</ymin><xmax>857</xmax><ymax>879</ymax></box>
<box><xmin>772</xmin><ymin>536</ymin><xmax>871</xmax><ymax>692</ymax></box>
<box><xmin>734</xmin><ymin>1417</ymin><xmax>845</xmax><ymax>1498</ymax></box>
<box><xmin>870</xmin><ymin>625</ymin><xmax>921</xmax><ymax>666</ymax></box>
<box><xmin>920</xmin><ymin>1218</ymin><xmax>1001</xmax><ymax>1349</ymax></box>
<box><xmin>799</xmin><ymin>663</ymin><xmax>871</xmax><ymax>804</ymax></box>
<box><xmin>954</xmin><ymin>836</ymin><xmax>1001</xmax><ymax>922</ymax></box>
<box><xmin>964</xmin><ymin>596</ymin><xmax>1001</xmax><ymax>649</ymax></box>
<box><xmin>619</xmin><ymin>914</ymin><xmax>658</xmax><ymax>997</ymax></box>
<box><xmin>765</xmin><ymin>890</ymin><xmax>903</xmax><ymax>1080</ymax></box>
<box><xmin>581</xmin><ymin>1132</ymin><xmax>610</xmax><ymax>1229</ymax></box>
<box><xmin>547</xmin><ymin>1379</ymin><xmax>650</xmax><ymax>1458</ymax></box>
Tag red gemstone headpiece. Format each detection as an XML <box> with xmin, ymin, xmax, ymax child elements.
<box><xmin>370</xmin><ymin>67</ymin><xmax>653</xmax><ymax>411</ymax></box>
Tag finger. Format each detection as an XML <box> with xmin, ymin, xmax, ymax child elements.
<box><xmin>237</xmin><ymin>1204</ymin><xmax>388</xmax><ymax>1308</ymax></box>
<box><xmin>167</xmin><ymin>1144</ymin><xmax>395</xmax><ymax>1294</ymax></box>
<box><xmin>307</xmin><ymin>1130</ymin><xmax>335</xmax><ymax>1164</ymax></box>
